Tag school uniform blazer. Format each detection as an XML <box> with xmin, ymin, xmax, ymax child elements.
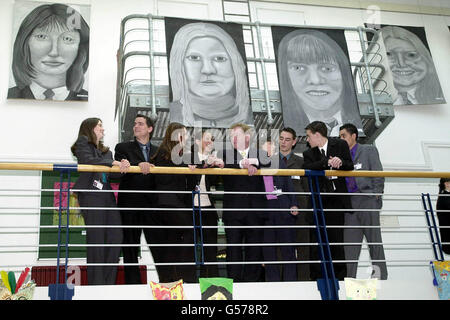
<box><xmin>269</xmin><ymin>157</ymin><xmax>298</xmax><ymax>210</ymax></box>
<box><xmin>284</xmin><ymin>153</ymin><xmax>310</xmax><ymax>212</ymax></box>
<box><xmin>302</xmin><ymin>137</ymin><xmax>353</xmax><ymax>209</ymax></box>
<box><xmin>72</xmin><ymin>135</ymin><xmax>115</xmax><ymax>192</ymax></box>
<box><xmin>152</xmin><ymin>151</ymin><xmax>190</xmax><ymax>208</ymax></box>
<box><xmin>222</xmin><ymin>146</ymin><xmax>266</xmax><ymax>213</ymax></box>
<box><xmin>114</xmin><ymin>139</ymin><xmax>158</xmax><ymax>208</ymax></box>
<box><xmin>186</xmin><ymin>150</ymin><xmax>220</xmax><ymax>199</ymax></box>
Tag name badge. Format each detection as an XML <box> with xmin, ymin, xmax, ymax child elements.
<box><xmin>273</xmin><ymin>187</ymin><xmax>283</xmax><ymax>195</ymax></box>
<box><xmin>93</xmin><ymin>180</ymin><xmax>103</xmax><ymax>190</ymax></box>
<box><xmin>291</xmin><ymin>176</ymin><xmax>300</xmax><ymax>180</ymax></box>
<box><xmin>354</xmin><ymin>163</ymin><xmax>362</xmax><ymax>170</ymax></box>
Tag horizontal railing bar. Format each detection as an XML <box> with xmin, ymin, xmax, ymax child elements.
<box><xmin>1</xmin><ymin>162</ymin><xmax>449</xmax><ymax>178</ymax></box>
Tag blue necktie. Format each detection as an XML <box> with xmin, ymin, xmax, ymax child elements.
<box><xmin>142</xmin><ymin>145</ymin><xmax>149</xmax><ymax>162</ymax></box>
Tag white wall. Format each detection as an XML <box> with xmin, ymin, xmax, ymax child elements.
<box><xmin>0</xmin><ymin>0</ymin><xmax>449</xmax><ymax>300</ymax></box>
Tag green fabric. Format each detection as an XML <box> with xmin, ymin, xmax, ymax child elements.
<box><xmin>199</xmin><ymin>277</ymin><xmax>233</xmax><ymax>294</ymax></box>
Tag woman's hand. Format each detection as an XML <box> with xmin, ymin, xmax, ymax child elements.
<box><xmin>113</xmin><ymin>159</ymin><xmax>130</xmax><ymax>173</ymax></box>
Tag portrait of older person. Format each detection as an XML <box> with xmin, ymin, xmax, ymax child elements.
<box><xmin>379</xmin><ymin>25</ymin><xmax>445</xmax><ymax>106</ymax></box>
<box><xmin>8</xmin><ymin>2</ymin><xmax>90</xmax><ymax>101</ymax></box>
<box><xmin>273</xmin><ymin>27</ymin><xmax>363</xmax><ymax>137</ymax></box>
<box><xmin>165</xmin><ymin>17</ymin><xmax>253</xmax><ymax>128</ymax></box>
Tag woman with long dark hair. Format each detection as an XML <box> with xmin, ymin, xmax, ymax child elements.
<box><xmin>150</xmin><ymin>122</ymin><xmax>197</xmax><ymax>283</ymax></box>
<box><xmin>71</xmin><ymin>117</ymin><xmax>129</xmax><ymax>285</ymax></box>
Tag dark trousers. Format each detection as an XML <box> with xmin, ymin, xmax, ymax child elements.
<box><xmin>150</xmin><ymin>208</ymin><xmax>197</xmax><ymax>283</ymax></box>
<box><xmin>262</xmin><ymin>211</ymin><xmax>297</xmax><ymax>281</ymax></box>
<box><xmin>120</xmin><ymin>207</ymin><xmax>156</xmax><ymax>284</ymax></box>
<box><xmin>78</xmin><ymin>192</ymin><xmax>123</xmax><ymax>285</ymax></box>
<box><xmin>223</xmin><ymin>198</ymin><xmax>264</xmax><ymax>282</ymax></box>
<box><xmin>194</xmin><ymin>206</ymin><xmax>219</xmax><ymax>278</ymax></box>
<box><xmin>309</xmin><ymin>197</ymin><xmax>347</xmax><ymax>280</ymax></box>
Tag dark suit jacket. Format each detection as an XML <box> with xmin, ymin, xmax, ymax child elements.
<box><xmin>221</xmin><ymin>146</ymin><xmax>266</xmax><ymax>221</ymax></box>
<box><xmin>114</xmin><ymin>139</ymin><xmax>157</xmax><ymax>208</ymax></box>
<box><xmin>302</xmin><ymin>137</ymin><xmax>353</xmax><ymax>210</ymax></box>
<box><xmin>267</xmin><ymin>156</ymin><xmax>298</xmax><ymax>210</ymax></box>
<box><xmin>282</xmin><ymin>153</ymin><xmax>310</xmax><ymax>212</ymax></box>
<box><xmin>72</xmin><ymin>135</ymin><xmax>115</xmax><ymax>192</ymax></box>
<box><xmin>186</xmin><ymin>150</ymin><xmax>220</xmax><ymax>200</ymax></box>
<box><xmin>8</xmin><ymin>86</ymin><xmax>88</xmax><ymax>101</ymax></box>
<box><xmin>152</xmin><ymin>151</ymin><xmax>190</xmax><ymax>208</ymax></box>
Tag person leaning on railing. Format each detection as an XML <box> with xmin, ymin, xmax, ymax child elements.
<box><xmin>187</xmin><ymin>128</ymin><xmax>224</xmax><ymax>278</ymax></box>
<box><xmin>70</xmin><ymin>117</ymin><xmax>130</xmax><ymax>285</ymax></box>
<box><xmin>150</xmin><ymin>122</ymin><xmax>197</xmax><ymax>283</ymax></box>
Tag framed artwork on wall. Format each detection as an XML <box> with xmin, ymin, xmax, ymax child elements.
<box><xmin>8</xmin><ymin>0</ymin><xmax>90</xmax><ymax>102</ymax></box>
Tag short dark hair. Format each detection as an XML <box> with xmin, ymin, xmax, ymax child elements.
<box><xmin>305</xmin><ymin>121</ymin><xmax>327</xmax><ymax>137</ymax></box>
<box><xmin>135</xmin><ymin>114</ymin><xmax>154</xmax><ymax>140</ymax></box>
<box><xmin>280</xmin><ymin>127</ymin><xmax>297</xmax><ymax>139</ymax></box>
<box><xmin>339</xmin><ymin>123</ymin><xmax>358</xmax><ymax>139</ymax></box>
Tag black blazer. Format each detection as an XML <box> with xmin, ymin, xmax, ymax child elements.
<box><xmin>222</xmin><ymin>146</ymin><xmax>266</xmax><ymax>214</ymax></box>
<box><xmin>114</xmin><ymin>139</ymin><xmax>158</xmax><ymax>208</ymax></box>
<box><xmin>8</xmin><ymin>86</ymin><xmax>88</xmax><ymax>101</ymax></box>
<box><xmin>303</xmin><ymin>137</ymin><xmax>353</xmax><ymax>209</ymax></box>
<box><xmin>72</xmin><ymin>136</ymin><xmax>115</xmax><ymax>192</ymax></box>
<box><xmin>186</xmin><ymin>150</ymin><xmax>220</xmax><ymax>201</ymax></box>
<box><xmin>268</xmin><ymin>156</ymin><xmax>298</xmax><ymax>210</ymax></box>
<box><xmin>152</xmin><ymin>151</ymin><xmax>190</xmax><ymax>208</ymax></box>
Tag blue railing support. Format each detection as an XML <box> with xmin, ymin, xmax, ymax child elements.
<box><xmin>305</xmin><ymin>170</ymin><xmax>340</xmax><ymax>300</ymax></box>
<box><xmin>192</xmin><ymin>188</ymin><xmax>205</xmax><ymax>266</ymax></box>
<box><xmin>48</xmin><ymin>167</ymin><xmax>76</xmax><ymax>300</ymax></box>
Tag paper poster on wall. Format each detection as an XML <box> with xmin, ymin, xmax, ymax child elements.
<box><xmin>165</xmin><ymin>17</ymin><xmax>253</xmax><ymax>128</ymax></box>
<box><xmin>272</xmin><ymin>27</ymin><xmax>363</xmax><ymax>137</ymax></box>
<box><xmin>8</xmin><ymin>1</ymin><xmax>90</xmax><ymax>101</ymax></box>
<box><xmin>366</xmin><ymin>24</ymin><xmax>446</xmax><ymax>106</ymax></box>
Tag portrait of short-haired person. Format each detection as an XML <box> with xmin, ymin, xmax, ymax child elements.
<box><xmin>8</xmin><ymin>2</ymin><xmax>89</xmax><ymax>101</ymax></box>
<box><xmin>273</xmin><ymin>28</ymin><xmax>363</xmax><ymax>137</ymax></box>
<box><xmin>302</xmin><ymin>121</ymin><xmax>354</xmax><ymax>280</ymax></box>
<box><xmin>166</xmin><ymin>19</ymin><xmax>253</xmax><ymax>128</ymax></box>
<box><xmin>380</xmin><ymin>25</ymin><xmax>445</xmax><ymax>106</ymax></box>
<box><xmin>339</xmin><ymin>123</ymin><xmax>387</xmax><ymax>280</ymax></box>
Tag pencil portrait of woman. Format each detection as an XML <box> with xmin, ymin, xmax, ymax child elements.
<box><xmin>8</xmin><ymin>2</ymin><xmax>89</xmax><ymax>101</ymax></box>
<box><xmin>380</xmin><ymin>25</ymin><xmax>445</xmax><ymax>106</ymax></box>
<box><xmin>167</xmin><ymin>20</ymin><xmax>253</xmax><ymax>128</ymax></box>
<box><xmin>274</xmin><ymin>28</ymin><xmax>363</xmax><ymax>137</ymax></box>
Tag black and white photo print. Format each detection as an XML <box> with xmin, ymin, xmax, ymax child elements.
<box><xmin>272</xmin><ymin>27</ymin><xmax>363</xmax><ymax>137</ymax></box>
<box><xmin>165</xmin><ymin>17</ymin><xmax>253</xmax><ymax>128</ymax></box>
<box><xmin>8</xmin><ymin>1</ymin><xmax>90</xmax><ymax>101</ymax></box>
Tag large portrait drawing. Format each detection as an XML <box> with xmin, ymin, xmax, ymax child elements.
<box><xmin>165</xmin><ymin>17</ymin><xmax>253</xmax><ymax>128</ymax></box>
<box><xmin>378</xmin><ymin>25</ymin><xmax>445</xmax><ymax>106</ymax></box>
<box><xmin>8</xmin><ymin>1</ymin><xmax>90</xmax><ymax>102</ymax></box>
<box><xmin>272</xmin><ymin>27</ymin><xmax>363</xmax><ymax>137</ymax></box>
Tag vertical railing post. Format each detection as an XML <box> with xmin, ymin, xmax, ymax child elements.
<box><xmin>192</xmin><ymin>188</ymin><xmax>205</xmax><ymax>268</ymax></box>
<box><xmin>48</xmin><ymin>164</ymin><xmax>76</xmax><ymax>300</ymax></box>
<box><xmin>306</xmin><ymin>170</ymin><xmax>339</xmax><ymax>300</ymax></box>
<box><xmin>421</xmin><ymin>193</ymin><xmax>444</xmax><ymax>261</ymax></box>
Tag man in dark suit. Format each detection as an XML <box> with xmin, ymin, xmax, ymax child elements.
<box><xmin>114</xmin><ymin>114</ymin><xmax>157</xmax><ymax>284</ymax></box>
<box><xmin>303</xmin><ymin>121</ymin><xmax>354</xmax><ymax>280</ymax></box>
<box><xmin>279</xmin><ymin>127</ymin><xmax>311</xmax><ymax>280</ymax></box>
<box><xmin>221</xmin><ymin>123</ymin><xmax>266</xmax><ymax>282</ymax></box>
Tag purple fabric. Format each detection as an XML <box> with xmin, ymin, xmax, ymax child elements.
<box><xmin>263</xmin><ymin>176</ymin><xmax>278</xmax><ymax>200</ymax></box>
<box><xmin>345</xmin><ymin>144</ymin><xmax>359</xmax><ymax>193</ymax></box>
